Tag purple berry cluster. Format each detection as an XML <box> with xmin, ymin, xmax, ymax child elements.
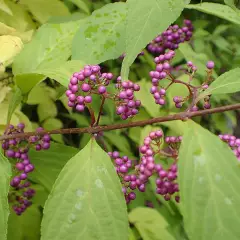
<box><xmin>219</xmin><ymin>134</ymin><xmax>240</xmax><ymax>161</ymax></box>
<box><xmin>66</xmin><ymin>65</ymin><xmax>113</xmax><ymax>112</ymax></box>
<box><xmin>149</xmin><ymin>49</ymin><xmax>215</xmax><ymax>110</ymax></box>
<box><xmin>109</xmin><ymin>130</ymin><xmax>240</xmax><ymax>205</ymax></box>
<box><xmin>108</xmin><ymin>151</ymin><xmax>139</xmax><ymax>204</ymax></box>
<box><xmin>66</xmin><ymin>65</ymin><xmax>141</xmax><ymax>120</ymax></box>
<box><xmin>139</xmin><ymin>131</ymin><xmax>180</xmax><ymax>202</ymax></box>
<box><xmin>150</xmin><ymin>50</ymin><xmax>175</xmax><ymax>106</ymax></box>
<box><xmin>2</xmin><ymin>124</ymin><xmax>51</xmax><ymax>215</ymax></box>
<box><xmin>147</xmin><ymin>20</ymin><xmax>193</xmax><ymax>54</ymax></box>
<box><xmin>109</xmin><ymin>130</ymin><xmax>181</xmax><ymax>204</ymax></box>
<box><xmin>115</xmin><ymin>77</ymin><xmax>141</xmax><ymax>120</ymax></box>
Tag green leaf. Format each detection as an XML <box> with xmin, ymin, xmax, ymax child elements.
<box><xmin>19</xmin><ymin>0</ymin><xmax>70</xmax><ymax>24</ymax></box>
<box><xmin>0</xmin><ymin>0</ymin><xmax>12</xmax><ymax>15</ymax></box>
<box><xmin>7</xmin><ymin>86</ymin><xmax>22</xmax><ymax>124</ymax></box>
<box><xmin>224</xmin><ymin>0</ymin><xmax>240</xmax><ymax>13</ymax></box>
<box><xmin>0</xmin><ymin>35</ymin><xmax>23</xmax><ymax>66</ymax></box>
<box><xmin>13</xmin><ymin>19</ymin><xmax>83</xmax><ymax>93</ymax></box>
<box><xmin>121</xmin><ymin>0</ymin><xmax>189</xmax><ymax>80</ymax></box>
<box><xmin>29</xmin><ymin>143</ymin><xmax>78</xmax><ymax>192</ymax></box>
<box><xmin>0</xmin><ymin>0</ymin><xmax>36</xmax><ymax>32</ymax></box>
<box><xmin>43</xmin><ymin>118</ymin><xmax>64</xmax><ymax>143</ymax></box>
<box><xmin>0</xmin><ymin>22</ymin><xmax>15</xmax><ymax>35</ymax></box>
<box><xmin>186</xmin><ymin>3</ymin><xmax>240</xmax><ymax>25</ymax></box>
<box><xmin>197</xmin><ymin>68</ymin><xmax>240</xmax><ymax>100</ymax></box>
<box><xmin>0</xmin><ymin>151</ymin><xmax>11</xmax><ymax>240</ymax></box>
<box><xmin>179</xmin><ymin>43</ymin><xmax>217</xmax><ymax>77</ymax></box>
<box><xmin>7</xmin><ymin>205</ymin><xmax>41</xmax><ymax>240</ymax></box>
<box><xmin>35</xmin><ymin>60</ymin><xmax>85</xmax><ymax>87</ymax></box>
<box><xmin>37</xmin><ymin>99</ymin><xmax>57</xmax><ymax>122</ymax></box>
<box><xmin>129</xmin><ymin>207</ymin><xmax>175</xmax><ymax>240</ymax></box>
<box><xmin>178</xmin><ymin>121</ymin><xmax>240</xmax><ymax>240</ymax></box>
<box><xmin>72</xmin><ymin>2</ymin><xmax>126</xmax><ymax>64</ymax></box>
<box><xmin>41</xmin><ymin>139</ymin><xmax>128</xmax><ymax>240</ymax></box>
<box><xmin>104</xmin><ymin>131</ymin><xmax>132</xmax><ymax>155</ymax></box>
<box><xmin>27</xmin><ymin>83</ymin><xmax>50</xmax><ymax>105</ymax></box>
<box><xmin>135</xmin><ymin>79</ymin><xmax>161</xmax><ymax>117</ymax></box>
<box><xmin>68</xmin><ymin>0</ymin><xmax>90</xmax><ymax>14</ymax></box>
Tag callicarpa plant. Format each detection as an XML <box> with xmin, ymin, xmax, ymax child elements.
<box><xmin>1</xmin><ymin>0</ymin><xmax>240</xmax><ymax>240</ymax></box>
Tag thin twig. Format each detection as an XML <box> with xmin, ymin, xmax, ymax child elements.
<box><xmin>0</xmin><ymin>103</ymin><xmax>240</xmax><ymax>141</ymax></box>
<box><xmin>95</xmin><ymin>96</ymin><xmax>106</xmax><ymax>126</ymax></box>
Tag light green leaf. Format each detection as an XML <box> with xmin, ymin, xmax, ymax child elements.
<box><xmin>197</xmin><ymin>68</ymin><xmax>240</xmax><ymax>100</ymax></box>
<box><xmin>121</xmin><ymin>0</ymin><xmax>189</xmax><ymax>80</ymax></box>
<box><xmin>72</xmin><ymin>2</ymin><xmax>126</xmax><ymax>64</ymax></box>
<box><xmin>7</xmin><ymin>86</ymin><xmax>22</xmax><ymax>124</ymax></box>
<box><xmin>178</xmin><ymin>121</ymin><xmax>240</xmax><ymax>240</ymax></box>
<box><xmin>19</xmin><ymin>0</ymin><xmax>70</xmax><ymax>24</ymax></box>
<box><xmin>160</xmin><ymin>120</ymin><xmax>187</xmax><ymax>135</ymax></box>
<box><xmin>0</xmin><ymin>151</ymin><xmax>11</xmax><ymax>240</ymax></box>
<box><xmin>104</xmin><ymin>131</ymin><xmax>132</xmax><ymax>155</ymax></box>
<box><xmin>41</xmin><ymin>139</ymin><xmax>128</xmax><ymax>240</ymax></box>
<box><xmin>13</xmin><ymin>20</ymin><xmax>83</xmax><ymax>93</ymax></box>
<box><xmin>0</xmin><ymin>84</ymin><xmax>11</xmax><ymax>104</ymax></box>
<box><xmin>29</xmin><ymin>143</ymin><xmax>78</xmax><ymax>192</ymax></box>
<box><xmin>0</xmin><ymin>22</ymin><xmax>15</xmax><ymax>35</ymax></box>
<box><xmin>186</xmin><ymin>3</ymin><xmax>240</xmax><ymax>25</ymax></box>
<box><xmin>27</xmin><ymin>83</ymin><xmax>50</xmax><ymax>105</ymax></box>
<box><xmin>0</xmin><ymin>0</ymin><xmax>12</xmax><ymax>15</ymax></box>
<box><xmin>224</xmin><ymin>0</ymin><xmax>240</xmax><ymax>13</ymax></box>
<box><xmin>0</xmin><ymin>35</ymin><xmax>23</xmax><ymax>66</ymax></box>
<box><xmin>129</xmin><ymin>207</ymin><xmax>175</xmax><ymax>240</ymax></box>
<box><xmin>0</xmin><ymin>0</ymin><xmax>36</xmax><ymax>32</ymax></box>
<box><xmin>69</xmin><ymin>0</ymin><xmax>90</xmax><ymax>14</ymax></box>
<box><xmin>43</xmin><ymin>118</ymin><xmax>64</xmax><ymax>143</ymax></box>
<box><xmin>0</xmin><ymin>102</ymin><xmax>19</xmax><ymax>126</ymax></box>
<box><xmin>35</xmin><ymin>60</ymin><xmax>85</xmax><ymax>87</ymax></box>
<box><xmin>43</xmin><ymin>118</ymin><xmax>63</xmax><ymax>130</ymax></box>
<box><xmin>135</xmin><ymin>79</ymin><xmax>161</xmax><ymax>117</ymax></box>
<box><xmin>37</xmin><ymin>99</ymin><xmax>57</xmax><ymax>122</ymax></box>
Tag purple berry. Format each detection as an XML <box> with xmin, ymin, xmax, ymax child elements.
<box><xmin>206</xmin><ymin>61</ymin><xmax>215</xmax><ymax>69</ymax></box>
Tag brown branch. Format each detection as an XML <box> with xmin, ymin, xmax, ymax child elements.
<box><xmin>1</xmin><ymin>103</ymin><xmax>240</xmax><ymax>141</ymax></box>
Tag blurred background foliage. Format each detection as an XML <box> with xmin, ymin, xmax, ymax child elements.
<box><xmin>0</xmin><ymin>0</ymin><xmax>240</xmax><ymax>239</ymax></box>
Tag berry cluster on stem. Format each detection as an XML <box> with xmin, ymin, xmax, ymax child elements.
<box><xmin>147</xmin><ymin>19</ymin><xmax>193</xmax><ymax>54</ymax></box>
<box><xmin>66</xmin><ymin>65</ymin><xmax>141</xmax><ymax>122</ymax></box>
<box><xmin>108</xmin><ymin>130</ymin><xmax>240</xmax><ymax>205</ymax></box>
<box><xmin>150</xmin><ymin>49</ymin><xmax>215</xmax><ymax>111</ymax></box>
<box><xmin>2</xmin><ymin>124</ymin><xmax>51</xmax><ymax>215</ymax></box>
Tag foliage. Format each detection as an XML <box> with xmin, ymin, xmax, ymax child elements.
<box><xmin>0</xmin><ymin>0</ymin><xmax>240</xmax><ymax>240</ymax></box>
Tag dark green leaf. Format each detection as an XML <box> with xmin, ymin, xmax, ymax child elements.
<box><xmin>29</xmin><ymin>143</ymin><xmax>78</xmax><ymax>192</ymax></box>
<box><xmin>7</xmin><ymin>205</ymin><xmax>41</xmax><ymax>240</ymax></box>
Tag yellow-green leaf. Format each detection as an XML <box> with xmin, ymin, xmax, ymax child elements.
<box><xmin>0</xmin><ymin>35</ymin><xmax>23</xmax><ymax>66</ymax></box>
<box><xmin>19</xmin><ymin>0</ymin><xmax>70</xmax><ymax>24</ymax></box>
<box><xmin>0</xmin><ymin>0</ymin><xmax>12</xmax><ymax>15</ymax></box>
